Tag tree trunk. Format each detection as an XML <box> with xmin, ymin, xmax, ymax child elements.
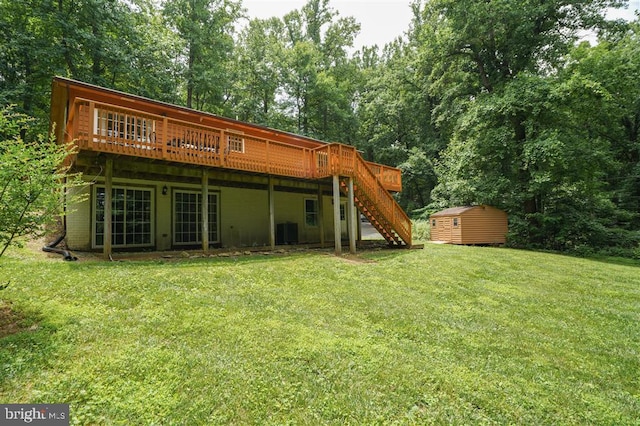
<box><xmin>187</xmin><ymin>45</ymin><xmax>195</xmax><ymax>109</ymax></box>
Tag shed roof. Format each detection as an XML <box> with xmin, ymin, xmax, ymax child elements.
<box><xmin>430</xmin><ymin>206</ymin><xmax>480</xmax><ymax>217</ymax></box>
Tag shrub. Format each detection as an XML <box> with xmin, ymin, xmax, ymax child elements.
<box><xmin>412</xmin><ymin>220</ymin><xmax>431</xmax><ymax>242</ymax></box>
<box><xmin>0</xmin><ymin>106</ymin><xmax>85</xmax><ymax>258</ymax></box>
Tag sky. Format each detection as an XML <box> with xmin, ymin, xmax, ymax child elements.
<box><xmin>242</xmin><ymin>0</ymin><xmax>414</xmax><ymax>49</ymax></box>
<box><xmin>243</xmin><ymin>0</ymin><xmax>640</xmax><ymax>50</ymax></box>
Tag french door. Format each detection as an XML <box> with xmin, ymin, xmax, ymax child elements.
<box><xmin>94</xmin><ymin>186</ymin><xmax>153</xmax><ymax>248</ymax></box>
<box><xmin>173</xmin><ymin>191</ymin><xmax>219</xmax><ymax>246</ymax></box>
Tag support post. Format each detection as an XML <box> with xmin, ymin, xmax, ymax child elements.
<box><xmin>104</xmin><ymin>157</ymin><xmax>113</xmax><ymax>259</ymax></box>
<box><xmin>161</xmin><ymin>117</ymin><xmax>168</xmax><ymax>159</ymax></box>
<box><xmin>333</xmin><ymin>175</ymin><xmax>342</xmax><ymax>255</ymax></box>
<box><xmin>220</xmin><ymin>130</ymin><xmax>226</xmax><ymax>166</ymax></box>
<box><xmin>269</xmin><ymin>177</ymin><xmax>276</xmax><ymax>250</ymax></box>
<box><xmin>317</xmin><ymin>184</ymin><xmax>325</xmax><ymax>248</ymax></box>
<box><xmin>347</xmin><ymin>177</ymin><xmax>356</xmax><ymax>254</ymax></box>
<box><xmin>88</xmin><ymin>102</ymin><xmax>95</xmax><ymax>149</ymax></box>
<box><xmin>202</xmin><ymin>170</ymin><xmax>209</xmax><ymax>252</ymax></box>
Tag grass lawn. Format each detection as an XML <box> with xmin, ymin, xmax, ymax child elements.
<box><xmin>0</xmin><ymin>244</ymin><xmax>639</xmax><ymax>424</ymax></box>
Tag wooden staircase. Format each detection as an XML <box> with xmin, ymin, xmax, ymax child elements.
<box><xmin>63</xmin><ymin>92</ymin><xmax>412</xmax><ymax>248</ymax></box>
<box><xmin>315</xmin><ymin>144</ymin><xmax>412</xmax><ymax>247</ymax></box>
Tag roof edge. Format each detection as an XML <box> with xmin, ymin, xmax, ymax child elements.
<box><xmin>52</xmin><ymin>76</ymin><xmax>329</xmax><ymax>148</ymax></box>
<box><xmin>430</xmin><ymin>205</ymin><xmax>487</xmax><ymax>217</ymax></box>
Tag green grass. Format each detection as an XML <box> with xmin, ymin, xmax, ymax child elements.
<box><xmin>1</xmin><ymin>244</ymin><xmax>639</xmax><ymax>425</ymax></box>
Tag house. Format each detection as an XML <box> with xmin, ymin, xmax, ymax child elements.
<box><xmin>50</xmin><ymin>77</ymin><xmax>412</xmax><ymax>256</ymax></box>
<box><xmin>430</xmin><ymin>205</ymin><xmax>507</xmax><ymax>245</ymax></box>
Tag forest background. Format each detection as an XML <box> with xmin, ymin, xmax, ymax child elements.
<box><xmin>1</xmin><ymin>0</ymin><xmax>639</xmax><ymax>256</ymax></box>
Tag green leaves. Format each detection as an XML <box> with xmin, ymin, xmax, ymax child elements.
<box><xmin>419</xmin><ymin>1</ymin><xmax>640</xmax><ymax>251</ymax></box>
<box><xmin>163</xmin><ymin>0</ymin><xmax>242</xmax><ymax>111</ymax></box>
<box><xmin>0</xmin><ymin>107</ymin><xmax>85</xmax><ymax>257</ymax></box>
<box><xmin>0</xmin><ymin>0</ymin><xmax>638</xmax><ymax>253</ymax></box>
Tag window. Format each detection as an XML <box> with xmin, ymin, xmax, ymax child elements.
<box><xmin>453</xmin><ymin>218</ymin><xmax>459</xmax><ymax>227</ymax></box>
<box><xmin>94</xmin><ymin>109</ymin><xmax>155</xmax><ymax>143</ymax></box>
<box><xmin>94</xmin><ymin>186</ymin><xmax>153</xmax><ymax>247</ymax></box>
<box><xmin>432</xmin><ymin>219</ymin><xmax>436</xmax><ymax>227</ymax></box>
<box><xmin>305</xmin><ymin>198</ymin><xmax>318</xmax><ymax>227</ymax></box>
<box><xmin>227</xmin><ymin>134</ymin><xmax>244</xmax><ymax>153</ymax></box>
<box><xmin>340</xmin><ymin>203</ymin><xmax>346</xmax><ymax>221</ymax></box>
<box><xmin>174</xmin><ymin>191</ymin><xmax>219</xmax><ymax>245</ymax></box>
<box><xmin>316</xmin><ymin>151</ymin><xmax>329</xmax><ymax>170</ymax></box>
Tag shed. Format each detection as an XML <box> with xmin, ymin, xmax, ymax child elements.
<box><xmin>430</xmin><ymin>205</ymin><xmax>508</xmax><ymax>244</ymax></box>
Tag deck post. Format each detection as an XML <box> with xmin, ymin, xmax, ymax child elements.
<box><xmin>347</xmin><ymin>177</ymin><xmax>356</xmax><ymax>254</ymax></box>
<box><xmin>161</xmin><ymin>117</ymin><xmax>168</xmax><ymax>159</ymax></box>
<box><xmin>88</xmin><ymin>102</ymin><xmax>95</xmax><ymax>149</ymax></box>
<box><xmin>202</xmin><ymin>170</ymin><xmax>209</xmax><ymax>252</ymax></box>
<box><xmin>269</xmin><ymin>176</ymin><xmax>276</xmax><ymax>250</ymax></box>
<box><xmin>333</xmin><ymin>175</ymin><xmax>342</xmax><ymax>255</ymax></box>
<box><xmin>104</xmin><ymin>157</ymin><xmax>113</xmax><ymax>259</ymax></box>
<box><xmin>220</xmin><ymin>130</ymin><xmax>226</xmax><ymax>166</ymax></box>
<box><xmin>317</xmin><ymin>184</ymin><xmax>325</xmax><ymax>248</ymax></box>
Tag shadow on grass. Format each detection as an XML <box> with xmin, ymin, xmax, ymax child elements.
<box><xmin>0</xmin><ymin>302</ymin><xmax>60</xmax><ymax>394</ymax></box>
<box><xmin>583</xmin><ymin>255</ymin><xmax>640</xmax><ymax>268</ymax></box>
<box><xmin>61</xmin><ymin>246</ymin><xmax>418</xmax><ymax>271</ymax></box>
<box><xmin>504</xmin><ymin>245</ymin><xmax>640</xmax><ymax>269</ymax></box>
<box><xmin>64</xmin><ymin>251</ymin><xmax>315</xmax><ymax>269</ymax></box>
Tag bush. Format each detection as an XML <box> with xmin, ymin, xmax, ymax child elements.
<box><xmin>412</xmin><ymin>220</ymin><xmax>431</xmax><ymax>242</ymax></box>
<box><xmin>0</xmin><ymin>106</ymin><xmax>84</xmax><ymax>258</ymax></box>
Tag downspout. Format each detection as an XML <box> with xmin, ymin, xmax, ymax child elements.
<box><xmin>42</xmin><ymin>182</ymin><xmax>77</xmax><ymax>261</ymax></box>
<box><xmin>42</xmin><ymin>232</ymin><xmax>77</xmax><ymax>261</ymax></box>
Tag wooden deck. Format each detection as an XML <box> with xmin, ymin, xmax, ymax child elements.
<box><xmin>54</xmin><ymin>78</ymin><xmax>412</xmax><ymax>247</ymax></box>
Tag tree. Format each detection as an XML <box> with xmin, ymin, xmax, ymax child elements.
<box><xmin>0</xmin><ymin>107</ymin><xmax>85</xmax><ymax>258</ymax></box>
<box><xmin>105</xmin><ymin>0</ymin><xmax>184</xmax><ymax>104</ymax></box>
<box><xmin>163</xmin><ymin>0</ymin><xmax>242</xmax><ymax>112</ymax></box>
<box><xmin>0</xmin><ymin>0</ymin><xmax>180</xmax><ymax>132</ymax></box>
<box><xmin>0</xmin><ymin>0</ymin><xmax>62</xmax><ymax>135</ymax></box>
<box><xmin>431</xmin><ymin>73</ymin><xmax>619</xmax><ymax>249</ymax></box>
<box><xmin>418</xmin><ymin>0</ymin><xmax>629</xmax><ymax>249</ymax></box>
<box><xmin>355</xmin><ymin>8</ymin><xmax>443</xmax><ymax>215</ymax></box>
<box><xmin>277</xmin><ymin>0</ymin><xmax>361</xmax><ymax>140</ymax></box>
<box><xmin>568</xmin><ymin>22</ymin><xmax>640</xmax><ymax>231</ymax></box>
<box><xmin>231</xmin><ymin>17</ymin><xmax>287</xmax><ymax>126</ymax></box>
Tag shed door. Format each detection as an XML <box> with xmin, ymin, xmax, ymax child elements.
<box><xmin>442</xmin><ymin>217</ymin><xmax>452</xmax><ymax>242</ymax></box>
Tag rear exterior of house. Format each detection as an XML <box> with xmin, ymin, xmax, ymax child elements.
<box><xmin>51</xmin><ymin>77</ymin><xmax>412</xmax><ymax>255</ymax></box>
<box><xmin>430</xmin><ymin>206</ymin><xmax>508</xmax><ymax>244</ymax></box>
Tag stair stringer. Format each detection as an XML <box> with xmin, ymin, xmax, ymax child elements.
<box><xmin>339</xmin><ymin>153</ymin><xmax>412</xmax><ymax>247</ymax></box>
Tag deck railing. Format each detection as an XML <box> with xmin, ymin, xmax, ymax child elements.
<box><xmin>72</xmin><ymin>99</ymin><xmax>319</xmax><ymax>180</ymax></box>
<box><xmin>314</xmin><ymin>144</ymin><xmax>411</xmax><ymax>245</ymax></box>
<box><xmin>68</xmin><ymin>98</ymin><xmax>411</xmax><ymax>245</ymax></box>
<box><xmin>69</xmin><ymin>98</ymin><xmax>401</xmax><ymax>190</ymax></box>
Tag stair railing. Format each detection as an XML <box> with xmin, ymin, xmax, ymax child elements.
<box><xmin>313</xmin><ymin>144</ymin><xmax>412</xmax><ymax>246</ymax></box>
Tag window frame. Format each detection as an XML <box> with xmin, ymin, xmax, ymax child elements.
<box><xmin>227</xmin><ymin>134</ymin><xmax>245</xmax><ymax>153</ymax></box>
<box><xmin>92</xmin><ymin>185</ymin><xmax>155</xmax><ymax>249</ymax></box>
<box><xmin>173</xmin><ymin>189</ymin><xmax>220</xmax><ymax>246</ymax></box>
<box><xmin>304</xmin><ymin>198</ymin><xmax>319</xmax><ymax>227</ymax></box>
<box><xmin>94</xmin><ymin>108</ymin><xmax>156</xmax><ymax>144</ymax></box>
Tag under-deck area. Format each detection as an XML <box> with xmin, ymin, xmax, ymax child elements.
<box><xmin>51</xmin><ymin>77</ymin><xmax>412</xmax><ymax>256</ymax></box>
